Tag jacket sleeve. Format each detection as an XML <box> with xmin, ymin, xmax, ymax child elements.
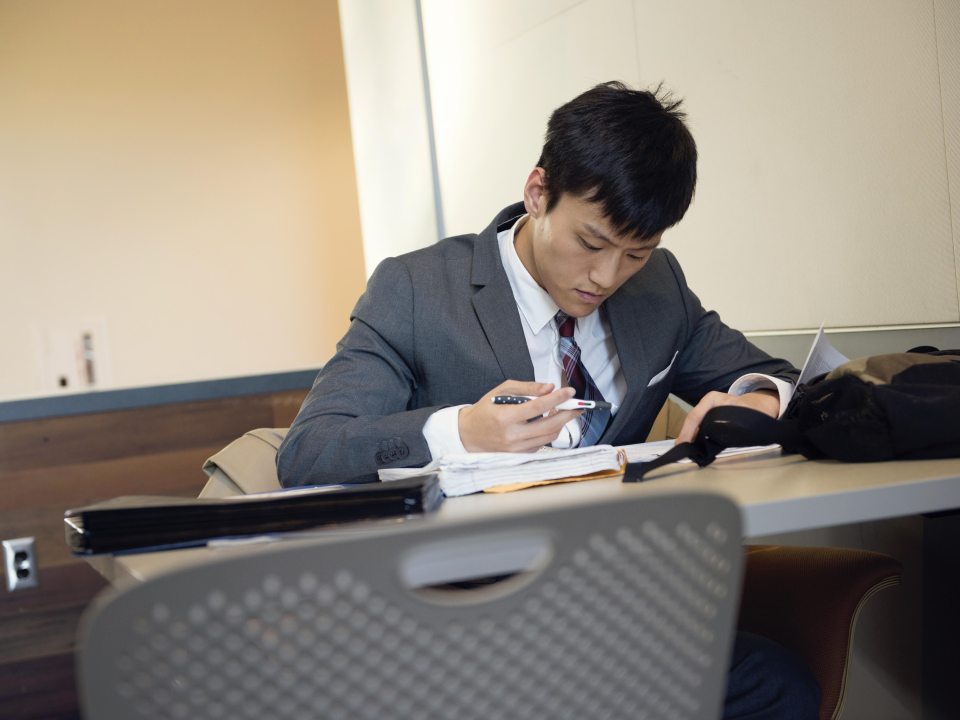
<box><xmin>276</xmin><ymin>257</ymin><xmax>443</xmax><ymax>487</ymax></box>
<box><xmin>663</xmin><ymin>251</ymin><xmax>799</xmax><ymax>405</ymax></box>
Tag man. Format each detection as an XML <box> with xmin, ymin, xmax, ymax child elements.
<box><xmin>279</xmin><ymin>82</ymin><xmax>819</xmax><ymax>718</ymax></box>
<box><xmin>279</xmin><ymin>82</ymin><xmax>794</xmax><ymax>486</ymax></box>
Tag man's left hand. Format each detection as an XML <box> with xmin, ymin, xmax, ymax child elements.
<box><xmin>675</xmin><ymin>389</ymin><xmax>780</xmax><ymax>445</ymax></box>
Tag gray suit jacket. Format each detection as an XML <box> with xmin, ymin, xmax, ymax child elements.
<box><xmin>277</xmin><ymin>203</ymin><xmax>797</xmax><ymax>486</ymax></box>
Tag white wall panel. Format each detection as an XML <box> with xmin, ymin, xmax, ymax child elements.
<box><xmin>936</xmin><ymin>0</ymin><xmax>960</xmax><ymax>316</ymax></box>
<box><xmin>633</xmin><ymin>0</ymin><xmax>957</xmax><ymax>330</ymax></box>
<box><xmin>338</xmin><ymin>0</ymin><xmax>439</xmax><ymax>276</ymax></box>
<box><xmin>421</xmin><ymin>0</ymin><xmax>639</xmax><ymax>236</ymax></box>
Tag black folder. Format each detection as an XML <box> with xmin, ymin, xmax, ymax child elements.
<box><xmin>64</xmin><ymin>476</ymin><xmax>442</xmax><ymax>555</ymax></box>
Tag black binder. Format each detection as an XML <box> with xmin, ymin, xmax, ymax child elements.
<box><xmin>64</xmin><ymin>476</ymin><xmax>442</xmax><ymax>555</ymax></box>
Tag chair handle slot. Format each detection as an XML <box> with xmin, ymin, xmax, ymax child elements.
<box><xmin>399</xmin><ymin>530</ymin><xmax>553</xmax><ymax>604</ymax></box>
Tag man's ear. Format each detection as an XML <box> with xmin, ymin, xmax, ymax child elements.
<box><xmin>522</xmin><ymin>167</ymin><xmax>548</xmax><ymax>217</ymax></box>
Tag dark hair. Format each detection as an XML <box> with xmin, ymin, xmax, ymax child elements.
<box><xmin>537</xmin><ymin>81</ymin><xmax>697</xmax><ymax>240</ymax></box>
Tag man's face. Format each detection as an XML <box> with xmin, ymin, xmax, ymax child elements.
<box><xmin>515</xmin><ymin>184</ymin><xmax>661</xmax><ymax>318</ymax></box>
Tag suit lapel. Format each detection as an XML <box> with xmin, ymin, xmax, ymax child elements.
<box><xmin>600</xmin><ymin>285</ymin><xmax>650</xmax><ymax>443</ymax></box>
<box><xmin>471</xmin><ymin>204</ymin><xmax>535</xmax><ymax>382</ymax></box>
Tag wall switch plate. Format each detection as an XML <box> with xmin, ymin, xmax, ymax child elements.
<box><xmin>3</xmin><ymin>537</ymin><xmax>38</xmax><ymax>591</ymax></box>
<box><xmin>31</xmin><ymin>318</ymin><xmax>114</xmax><ymax>393</ymax></box>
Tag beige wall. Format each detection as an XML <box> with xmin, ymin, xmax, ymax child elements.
<box><xmin>0</xmin><ymin>0</ymin><xmax>365</xmax><ymax>397</ymax></box>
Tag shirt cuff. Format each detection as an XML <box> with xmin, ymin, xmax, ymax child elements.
<box><xmin>728</xmin><ymin>374</ymin><xmax>794</xmax><ymax>418</ymax></box>
<box><xmin>422</xmin><ymin>405</ymin><xmax>469</xmax><ymax>459</ymax></box>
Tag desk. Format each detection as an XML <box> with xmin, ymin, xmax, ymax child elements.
<box><xmin>89</xmin><ymin>450</ymin><xmax>960</xmax><ymax>586</ymax></box>
<box><xmin>83</xmin><ymin>451</ymin><xmax>960</xmax><ymax>719</ymax></box>
<box><xmin>444</xmin><ymin>451</ymin><xmax>960</xmax><ymax>537</ymax></box>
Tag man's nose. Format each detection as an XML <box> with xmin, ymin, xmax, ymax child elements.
<box><xmin>588</xmin><ymin>254</ymin><xmax>620</xmax><ymax>289</ymax></box>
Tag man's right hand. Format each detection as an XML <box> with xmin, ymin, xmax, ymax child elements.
<box><xmin>458</xmin><ymin>381</ymin><xmax>581</xmax><ymax>453</ymax></box>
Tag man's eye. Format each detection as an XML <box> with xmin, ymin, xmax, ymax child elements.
<box><xmin>578</xmin><ymin>236</ymin><xmax>600</xmax><ymax>251</ymax></box>
<box><xmin>628</xmin><ymin>255</ymin><xmax>647</xmax><ymax>263</ymax></box>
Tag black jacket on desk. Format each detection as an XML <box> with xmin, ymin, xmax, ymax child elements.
<box><xmin>277</xmin><ymin>202</ymin><xmax>798</xmax><ymax>486</ymax></box>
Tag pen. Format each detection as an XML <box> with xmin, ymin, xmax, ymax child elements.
<box><xmin>491</xmin><ymin>395</ymin><xmax>612</xmax><ymax>411</ymax></box>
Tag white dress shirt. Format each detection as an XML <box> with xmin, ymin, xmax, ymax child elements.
<box><xmin>422</xmin><ymin>216</ymin><xmax>791</xmax><ymax>457</ymax></box>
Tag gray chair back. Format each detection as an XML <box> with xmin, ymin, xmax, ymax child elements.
<box><xmin>77</xmin><ymin>490</ymin><xmax>742</xmax><ymax>720</ymax></box>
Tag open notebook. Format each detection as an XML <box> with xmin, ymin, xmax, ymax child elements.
<box><xmin>378</xmin><ymin>441</ymin><xmax>780</xmax><ymax>497</ymax></box>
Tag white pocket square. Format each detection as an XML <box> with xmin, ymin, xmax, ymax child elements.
<box><xmin>647</xmin><ymin>350</ymin><xmax>679</xmax><ymax>387</ymax></box>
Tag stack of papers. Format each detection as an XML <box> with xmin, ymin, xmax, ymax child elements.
<box><xmin>379</xmin><ymin>445</ymin><xmax>624</xmax><ymax>497</ymax></box>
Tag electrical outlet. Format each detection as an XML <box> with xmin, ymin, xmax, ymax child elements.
<box><xmin>3</xmin><ymin>537</ymin><xmax>38</xmax><ymax>591</ymax></box>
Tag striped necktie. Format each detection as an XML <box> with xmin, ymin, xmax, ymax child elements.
<box><xmin>555</xmin><ymin>311</ymin><xmax>610</xmax><ymax>446</ymax></box>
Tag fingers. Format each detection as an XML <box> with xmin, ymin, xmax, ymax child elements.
<box><xmin>514</xmin><ymin>408</ymin><xmax>580</xmax><ymax>447</ymax></box>
<box><xmin>460</xmin><ymin>381</ymin><xmax>581</xmax><ymax>452</ymax></box>
<box><xmin>674</xmin><ymin>390</ymin><xmax>782</xmax><ymax>445</ymax></box>
<box><xmin>496</xmin><ymin>391</ymin><xmax>580</xmax><ymax>452</ymax></box>
<box><xmin>675</xmin><ymin>391</ymin><xmax>724</xmax><ymax>444</ymax></box>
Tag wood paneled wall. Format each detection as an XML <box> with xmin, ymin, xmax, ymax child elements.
<box><xmin>0</xmin><ymin>388</ymin><xmax>308</xmax><ymax>719</ymax></box>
